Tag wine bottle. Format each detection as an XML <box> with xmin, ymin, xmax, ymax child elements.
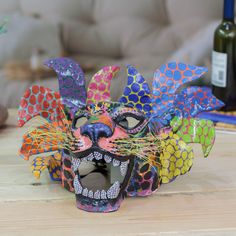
<box><xmin>212</xmin><ymin>0</ymin><xmax>236</xmax><ymax>111</ymax></box>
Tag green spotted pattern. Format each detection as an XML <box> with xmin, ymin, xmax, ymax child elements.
<box><xmin>176</xmin><ymin>118</ymin><xmax>215</xmax><ymax>157</ymax></box>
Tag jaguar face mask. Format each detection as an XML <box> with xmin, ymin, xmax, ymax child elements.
<box><xmin>18</xmin><ymin>58</ymin><xmax>224</xmax><ymax>212</ymax></box>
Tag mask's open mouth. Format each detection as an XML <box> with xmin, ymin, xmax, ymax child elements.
<box><xmin>71</xmin><ymin>148</ymin><xmax>134</xmax><ymax>212</ymax></box>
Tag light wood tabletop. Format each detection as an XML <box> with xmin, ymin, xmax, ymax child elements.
<box><xmin>0</xmin><ymin>109</ymin><xmax>236</xmax><ymax>236</ymax></box>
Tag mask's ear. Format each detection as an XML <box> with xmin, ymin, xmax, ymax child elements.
<box><xmin>44</xmin><ymin>57</ymin><xmax>87</xmax><ymax>116</ymax></box>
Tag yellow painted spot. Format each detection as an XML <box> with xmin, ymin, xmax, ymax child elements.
<box><xmin>173</xmin><ymin>134</ymin><xmax>180</xmax><ymax>140</ymax></box>
<box><xmin>166</xmin><ymin>144</ymin><xmax>175</xmax><ymax>154</ymax></box>
<box><xmin>170</xmin><ymin>155</ymin><xmax>176</xmax><ymax>162</ymax></box>
<box><xmin>168</xmin><ymin>172</ymin><xmax>173</xmax><ymax>180</ymax></box>
<box><xmin>53</xmin><ymin>173</ymin><xmax>58</xmax><ymax>179</ymax></box>
<box><xmin>161</xmin><ymin>133</ymin><xmax>168</xmax><ymax>139</ymax></box>
<box><xmin>33</xmin><ymin>171</ymin><xmax>40</xmax><ymax>179</ymax></box>
<box><xmin>183</xmin><ymin>162</ymin><xmax>190</xmax><ymax>171</ymax></box>
<box><xmin>161</xmin><ymin>176</ymin><xmax>169</xmax><ymax>183</ymax></box>
<box><xmin>163</xmin><ymin>151</ymin><xmax>171</xmax><ymax>159</ymax></box>
<box><xmin>187</xmin><ymin>159</ymin><xmax>193</xmax><ymax>167</ymax></box>
<box><xmin>50</xmin><ymin>162</ymin><xmax>55</xmax><ymax>169</ymax></box>
<box><xmin>161</xmin><ymin>169</ymin><xmax>169</xmax><ymax>176</ymax></box>
<box><xmin>170</xmin><ymin>162</ymin><xmax>175</xmax><ymax>171</ymax></box>
<box><xmin>162</xmin><ymin>160</ymin><xmax>169</xmax><ymax>168</ymax></box>
<box><xmin>182</xmin><ymin>151</ymin><xmax>188</xmax><ymax>160</ymax></box>
<box><xmin>175</xmin><ymin>150</ymin><xmax>181</xmax><ymax>158</ymax></box>
<box><xmin>183</xmin><ymin>165</ymin><xmax>190</xmax><ymax>173</ymax></box>
<box><xmin>178</xmin><ymin>140</ymin><xmax>186</xmax><ymax>149</ymax></box>
<box><xmin>160</xmin><ymin>153</ymin><xmax>164</xmax><ymax>161</ymax></box>
<box><xmin>54</xmin><ymin>153</ymin><xmax>62</xmax><ymax>160</ymax></box>
<box><xmin>174</xmin><ymin>168</ymin><xmax>181</xmax><ymax>176</ymax></box>
<box><xmin>35</xmin><ymin>161</ymin><xmax>42</xmax><ymax>165</ymax></box>
<box><xmin>176</xmin><ymin>158</ymin><xmax>183</xmax><ymax>168</ymax></box>
<box><xmin>188</xmin><ymin>151</ymin><xmax>194</xmax><ymax>159</ymax></box>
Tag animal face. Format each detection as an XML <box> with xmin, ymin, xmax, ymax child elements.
<box><xmin>60</xmin><ymin>101</ymin><xmax>161</xmax><ymax>212</ymax></box>
<box><xmin>18</xmin><ymin>58</ymin><xmax>224</xmax><ymax>213</ymax></box>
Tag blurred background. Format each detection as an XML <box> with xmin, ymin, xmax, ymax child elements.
<box><xmin>0</xmin><ymin>0</ymin><xmax>231</xmax><ymax>111</ymax></box>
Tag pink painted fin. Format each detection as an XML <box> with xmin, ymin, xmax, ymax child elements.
<box><xmin>86</xmin><ymin>66</ymin><xmax>120</xmax><ymax>104</ymax></box>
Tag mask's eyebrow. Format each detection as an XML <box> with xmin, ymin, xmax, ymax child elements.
<box><xmin>110</xmin><ymin>105</ymin><xmax>145</xmax><ymax>119</ymax></box>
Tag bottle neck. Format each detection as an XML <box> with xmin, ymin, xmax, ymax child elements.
<box><xmin>223</xmin><ymin>0</ymin><xmax>235</xmax><ymax>22</ymax></box>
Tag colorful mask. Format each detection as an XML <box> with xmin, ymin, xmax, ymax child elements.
<box><xmin>18</xmin><ymin>58</ymin><xmax>224</xmax><ymax>212</ymax></box>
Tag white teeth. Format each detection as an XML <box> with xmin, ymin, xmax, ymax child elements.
<box><xmin>94</xmin><ymin>151</ymin><xmax>102</xmax><ymax>160</ymax></box>
<box><xmin>120</xmin><ymin>160</ymin><xmax>129</xmax><ymax>176</ymax></box>
<box><xmin>106</xmin><ymin>189</ymin><xmax>112</xmax><ymax>199</ymax></box>
<box><xmin>74</xmin><ymin>179</ymin><xmax>120</xmax><ymax>199</ymax></box>
<box><xmin>87</xmin><ymin>153</ymin><xmax>94</xmax><ymax>161</ymax></box>
<box><xmin>72</xmin><ymin>151</ymin><xmax>126</xmax><ymax>200</ymax></box>
<box><xmin>74</xmin><ymin>175</ymin><xmax>82</xmax><ymax>194</ymax></box>
<box><xmin>94</xmin><ymin>190</ymin><xmax>100</xmax><ymax>199</ymax></box>
<box><xmin>107</xmin><ymin>181</ymin><xmax>120</xmax><ymax>199</ymax></box>
<box><xmin>72</xmin><ymin>157</ymin><xmax>81</xmax><ymax>172</ymax></box>
<box><xmin>104</xmin><ymin>155</ymin><xmax>112</xmax><ymax>163</ymax></box>
<box><xmin>101</xmin><ymin>190</ymin><xmax>107</xmax><ymax>199</ymax></box>
<box><xmin>88</xmin><ymin>190</ymin><xmax>93</xmax><ymax>198</ymax></box>
<box><xmin>82</xmin><ymin>188</ymin><xmax>88</xmax><ymax>197</ymax></box>
<box><xmin>113</xmin><ymin>159</ymin><xmax>120</xmax><ymax>167</ymax></box>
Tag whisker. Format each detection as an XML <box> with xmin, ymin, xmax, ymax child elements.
<box><xmin>111</xmin><ymin>133</ymin><xmax>163</xmax><ymax>166</ymax></box>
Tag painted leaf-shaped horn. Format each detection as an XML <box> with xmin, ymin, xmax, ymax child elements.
<box><xmin>86</xmin><ymin>65</ymin><xmax>120</xmax><ymax>104</ymax></box>
<box><xmin>152</xmin><ymin>62</ymin><xmax>208</xmax><ymax>116</ymax></box>
<box><xmin>119</xmin><ymin>65</ymin><xmax>152</xmax><ymax>116</ymax></box>
<box><xmin>18</xmin><ymin>85</ymin><xmax>61</xmax><ymax>127</ymax></box>
<box><xmin>44</xmin><ymin>57</ymin><xmax>86</xmax><ymax>113</ymax></box>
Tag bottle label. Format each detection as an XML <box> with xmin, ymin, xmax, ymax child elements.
<box><xmin>211</xmin><ymin>50</ymin><xmax>227</xmax><ymax>87</ymax></box>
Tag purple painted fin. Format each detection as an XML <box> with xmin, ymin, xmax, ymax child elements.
<box><xmin>44</xmin><ymin>57</ymin><xmax>86</xmax><ymax>115</ymax></box>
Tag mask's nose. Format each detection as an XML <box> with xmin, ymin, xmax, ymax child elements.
<box><xmin>80</xmin><ymin>123</ymin><xmax>113</xmax><ymax>143</ymax></box>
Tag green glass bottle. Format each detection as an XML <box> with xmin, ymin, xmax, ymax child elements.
<box><xmin>212</xmin><ymin>0</ymin><xmax>236</xmax><ymax>111</ymax></box>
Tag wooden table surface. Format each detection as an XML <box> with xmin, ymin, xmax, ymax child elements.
<box><xmin>0</xmin><ymin>110</ymin><xmax>236</xmax><ymax>236</ymax></box>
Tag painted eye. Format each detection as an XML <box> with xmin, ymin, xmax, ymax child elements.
<box><xmin>115</xmin><ymin>114</ymin><xmax>144</xmax><ymax>130</ymax></box>
<box><xmin>73</xmin><ymin>116</ymin><xmax>88</xmax><ymax>128</ymax></box>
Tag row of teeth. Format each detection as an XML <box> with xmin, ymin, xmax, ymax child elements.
<box><xmin>72</xmin><ymin>153</ymin><xmax>129</xmax><ymax>176</ymax></box>
<box><xmin>74</xmin><ymin>176</ymin><xmax>120</xmax><ymax>200</ymax></box>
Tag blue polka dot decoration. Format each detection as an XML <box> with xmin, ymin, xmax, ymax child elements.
<box><xmin>151</xmin><ymin>62</ymin><xmax>208</xmax><ymax>117</ymax></box>
<box><xmin>119</xmin><ymin>65</ymin><xmax>152</xmax><ymax>116</ymax></box>
<box><xmin>174</xmin><ymin>86</ymin><xmax>225</xmax><ymax>118</ymax></box>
